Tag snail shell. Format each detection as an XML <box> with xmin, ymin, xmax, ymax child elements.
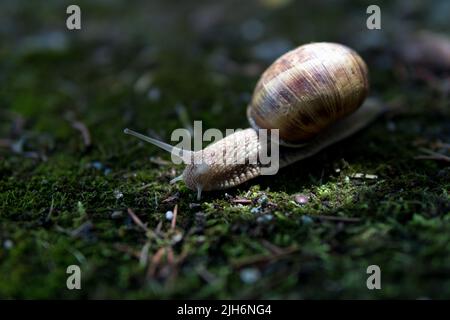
<box><xmin>124</xmin><ymin>42</ymin><xmax>382</xmax><ymax>200</ymax></box>
<box><xmin>247</xmin><ymin>42</ymin><xmax>369</xmax><ymax>144</ymax></box>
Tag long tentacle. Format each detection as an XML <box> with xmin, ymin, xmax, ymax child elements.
<box><xmin>124</xmin><ymin>128</ymin><xmax>193</xmax><ymax>164</ymax></box>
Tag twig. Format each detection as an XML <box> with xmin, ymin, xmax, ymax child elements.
<box><xmin>195</xmin><ymin>266</ymin><xmax>218</xmax><ymax>284</ymax></box>
<box><xmin>127</xmin><ymin>208</ymin><xmax>149</xmax><ymax>232</ymax></box>
<box><xmin>46</xmin><ymin>196</ymin><xmax>55</xmax><ymax>221</ymax></box>
<box><xmin>175</xmin><ymin>247</ymin><xmax>189</xmax><ymax>265</ymax></box>
<box><xmin>154</xmin><ymin>192</ymin><xmax>159</xmax><ymax>208</ymax></box>
<box><xmin>147</xmin><ymin>247</ymin><xmax>166</xmax><ymax>278</ymax></box>
<box><xmin>155</xmin><ymin>220</ymin><xmax>163</xmax><ymax>235</ymax></box>
<box><xmin>436</xmin><ymin>142</ymin><xmax>450</xmax><ymax>150</ymax></box>
<box><xmin>149</xmin><ymin>156</ymin><xmax>172</xmax><ymax>166</ymax></box>
<box><xmin>260</xmin><ymin>239</ymin><xmax>284</xmax><ymax>255</ymax></box>
<box><xmin>138</xmin><ymin>183</ymin><xmax>153</xmax><ymax>190</ymax></box>
<box><xmin>70</xmin><ymin>221</ymin><xmax>94</xmax><ymax>238</ymax></box>
<box><xmin>167</xmin><ymin>246</ymin><xmax>175</xmax><ymax>265</ymax></box>
<box><xmin>139</xmin><ymin>241</ymin><xmax>151</xmax><ymax>267</ymax></box>
<box><xmin>415</xmin><ymin>148</ymin><xmax>450</xmax><ymax>163</ymax></box>
<box><xmin>171</xmin><ymin>204</ymin><xmax>178</xmax><ymax>230</ymax></box>
<box><xmin>162</xmin><ymin>193</ymin><xmax>179</xmax><ymax>203</ymax></box>
<box><xmin>68</xmin><ymin>118</ymin><xmax>91</xmax><ymax>147</ymax></box>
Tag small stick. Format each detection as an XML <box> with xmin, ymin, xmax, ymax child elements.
<box><xmin>196</xmin><ymin>266</ymin><xmax>218</xmax><ymax>284</ymax></box>
<box><xmin>70</xmin><ymin>221</ymin><xmax>94</xmax><ymax>238</ymax></box>
<box><xmin>127</xmin><ymin>208</ymin><xmax>149</xmax><ymax>232</ymax></box>
<box><xmin>154</xmin><ymin>192</ymin><xmax>159</xmax><ymax>208</ymax></box>
<box><xmin>138</xmin><ymin>183</ymin><xmax>153</xmax><ymax>190</ymax></box>
<box><xmin>70</xmin><ymin>119</ymin><xmax>91</xmax><ymax>147</ymax></box>
<box><xmin>155</xmin><ymin>221</ymin><xmax>163</xmax><ymax>235</ymax></box>
<box><xmin>171</xmin><ymin>204</ymin><xmax>178</xmax><ymax>230</ymax></box>
<box><xmin>162</xmin><ymin>193</ymin><xmax>179</xmax><ymax>203</ymax></box>
<box><xmin>139</xmin><ymin>241</ymin><xmax>151</xmax><ymax>267</ymax></box>
<box><xmin>415</xmin><ymin>148</ymin><xmax>450</xmax><ymax>163</ymax></box>
<box><xmin>435</xmin><ymin>142</ymin><xmax>450</xmax><ymax>150</ymax></box>
<box><xmin>147</xmin><ymin>247</ymin><xmax>166</xmax><ymax>278</ymax></box>
<box><xmin>167</xmin><ymin>247</ymin><xmax>175</xmax><ymax>265</ymax></box>
<box><xmin>260</xmin><ymin>239</ymin><xmax>284</xmax><ymax>255</ymax></box>
<box><xmin>46</xmin><ymin>196</ymin><xmax>55</xmax><ymax>221</ymax></box>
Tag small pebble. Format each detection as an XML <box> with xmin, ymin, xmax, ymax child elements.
<box><xmin>250</xmin><ymin>207</ymin><xmax>261</xmax><ymax>214</ymax></box>
<box><xmin>90</xmin><ymin>161</ymin><xmax>103</xmax><ymax>170</ymax></box>
<box><xmin>240</xmin><ymin>268</ymin><xmax>261</xmax><ymax>284</ymax></box>
<box><xmin>111</xmin><ymin>211</ymin><xmax>123</xmax><ymax>219</ymax></box>
<box><xmin>11</xmin><ymin>138</ymin><xmax>24</xmax><ymax>153</ymax></box>
<box><xmin>301</xmin><ymin>215</ymin><xmax>314</xmax><ymax>225</ymax></box>
<box><xmin>294</xmin><ymin>194</ymin><xmax>309</xmax><ymax>205</ymax></box>
<box><xmin>189</xmin><ymin>203</ymin><xmax>201</xmax><ymax>209</ymax></box>
<box><xmin>165</xmin><ymin>210</ymin><xmax>174</xmax><ymax>220</ymax></box>
<box><xmin>172</xmin><ymin>232</ymin><xmax>183</xmax><ymax>243</ymax></box>
<box><xmin>114</xmin><ymin>190</ymin><xmax>124</xmax><ymax>199</ymax></box>
<box><xmin>3</xmin><ymin>239</ymin><xmax>13</xmax><ymax>250</ymax></box>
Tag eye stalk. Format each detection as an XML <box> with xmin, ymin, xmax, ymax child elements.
<box><xmin>123</xmin><ymin>128</ymin><xmax>193</xmax><ymax>164</ymax></box>
<box><xmin>123</xmin><ymin>128</ymin><xmax>206</xmax><ymax>199</ymax></box>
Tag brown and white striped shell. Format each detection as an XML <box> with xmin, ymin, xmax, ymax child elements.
<box><xmin>247</xmin><ymin>42</ymin><xmax>369</xmax><ymax>144</ymax></box>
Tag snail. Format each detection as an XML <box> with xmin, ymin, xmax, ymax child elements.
<box><xmin>124</xmin><ymin>42</ymin><xmax>385</xmax><ymax>200</ymax></box>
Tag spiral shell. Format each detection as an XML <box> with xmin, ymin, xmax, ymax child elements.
<box><xmin>247</xmin><ymin>42</ymin><xmax>369</xmax><ymax>144</ymax></box>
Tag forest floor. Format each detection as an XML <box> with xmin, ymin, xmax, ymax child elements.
<box><xmin>0</xmin><ymin>0</ymin><xmax>449</xmax><ymax>298</ymax></box>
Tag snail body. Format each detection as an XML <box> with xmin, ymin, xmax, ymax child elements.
<box><xmin>124</xmin><ymin>42</ymin><xmax>384</xmax><ymax>200</ymax></box>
